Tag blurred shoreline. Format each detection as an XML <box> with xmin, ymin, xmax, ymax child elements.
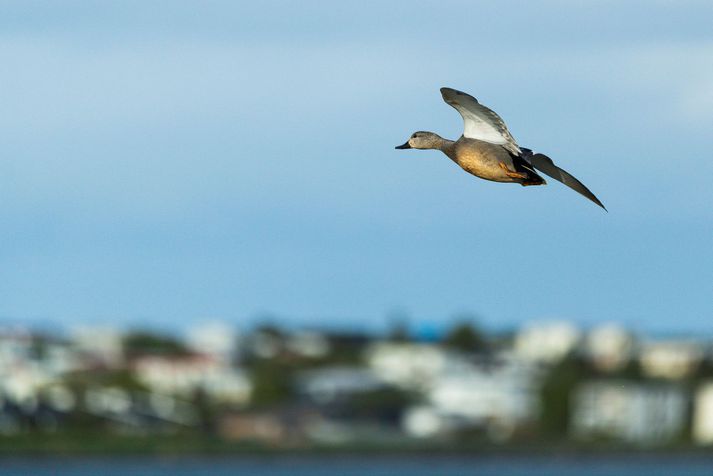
<box><xmin>3</xmin><ymin>432</ymin><xmax>713</xmax><ymax>456</ymax></box>
<box><xmin>3</xmin><ymin>319</ymin><xmax>713</xmax><ymax>453</ymax></box>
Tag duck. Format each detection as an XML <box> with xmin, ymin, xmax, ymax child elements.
<box><xmin>395</xmin><ymin>87</ymin><xmax>606</xmax><ymax>210</ymax></box>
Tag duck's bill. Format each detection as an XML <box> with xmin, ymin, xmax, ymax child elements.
<box><xmin>395</xmin><ymin>142</ymin><xmax>411</xmax><ymax>149</ymax></box>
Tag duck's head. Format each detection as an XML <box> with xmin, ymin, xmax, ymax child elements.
<box><xmin>395</xmin><ymin>131</ymin><xmax>443</xmax><ymax>150</ymax></box>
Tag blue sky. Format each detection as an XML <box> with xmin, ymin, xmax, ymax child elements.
<box><xmin>1</xmin><ymin>1</ymin><xmax>712</xmax><ymax>333</ymax></box>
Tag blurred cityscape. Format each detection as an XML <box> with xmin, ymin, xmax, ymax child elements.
<box><xmin>3</xmin><ymin>318</ymin><xmax>713</xmax><ymax>452</ymax></box>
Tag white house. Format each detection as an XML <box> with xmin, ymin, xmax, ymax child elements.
<box><xmin>584</xmin><ymin>323</ymin><xmax>633</xmax><ymax>372</ymax></box>
<box><xmin>639</xmin><ymin>340</ymin><xmax>703</xmax><ymax>379</ymax></box>
<box><xmin>365</xmin><ymin>343</ymin><xmax>454</xmax><ymax>390</ymax></box>
<box><xmin>186</xmin><ymin>321</ymin><xmax>238</xmax><ymax>363</ymax></box>
<box><xmin>571</xmin><ymin>380</ymin><xmax>687</xmax><ymax>444</ymax></box>
<box><xmin>693</xmin><ymin>382</ymin><xmax>713</xmax><ymax>444</ymax></box>
<box><xmin>514</xmin><ymin>321</ymin><xmax>580</xmax><ymax>364</ymax></box>
<box><xmin>132</xmin><ymin>354</ymin><xmax>251</xmax><ymax>405</ymax></box>
<box><xmin>402</xmin><ymin>354</ymin><xmax>542</xmax><ymax>440</ymax></box>
<box><xmin>71</xmin><ymin>325</ymin><xmax>124</xmax><ymax>367</ymax></box>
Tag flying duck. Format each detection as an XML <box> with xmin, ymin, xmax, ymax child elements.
<box><xmin>395</xmin><ymin>87</ymin><xmax>606</xmax><ymax>210</ymax></box>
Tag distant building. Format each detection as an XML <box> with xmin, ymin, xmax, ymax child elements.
<box><xmin>132</xmin><ymin>354</ymin><xmax>251</xmax><ymax>405</ymax></box>
<box><xmin>584</xmin><ymin>323</ymin><xmax>633</xmax><ymax>372</ymax></box>
<box><xmin>41</xmin><ymin>343</ymin><xmax>84</xmax><ymax>376</ymax></box>
<box><xmin>403</xmin><ymin>355</ymin><xmax>542</xmax><ymax>440</ymax></box>
<box><xmin>0</xmin><ymin>361</ymin><xmax>51</xmax><ymax>412</ymax></box>
<box><xmin>298</xmin><ymin>366</ymin><xmax>385</xmax><ymax>403</ymax></box>
<box><xmin>0</xmin><ymin>326</ymin><xmax>34</xmax><ymax>367</ymax></box>
<box><xmin>287</xmin><ymin>331</ymin><xmax>330</xmax><ymax>358</ymax></box>
<box><xmin>514</xmin><ymin>321</ymin><xmax>580</xmax><ymax>364</ymax></box>
<box><xmin>186</xmin><ymin>321</ymin><xmax>237</xmax><ymax>363</ymax></box>
<box><xmin>219</xmin><ymin>412</ymin><xmax>287</xmax><ymax>443</ymax></box>
<box><xmin>571</xmin><ymin>381</ymin><xmax>687</xmax><ymax>444</ymax></box>
<box><xmin>71</xmin><ymin>325</ymin><xmax>124</xmax><ymax>367</ymax></box>
<box><xmin>365</xmin><ymin>343</ymin><xmax>463</xmax><ymax>390</ymax></box>
<box><xmin>0</xmin><ymin>328</ymin><xmax>42</xmax><ymax>411</ymax></box>
<box><xmin>85</xmin><ymin>386</ymin><xmax>132</xmax><ymax>417</ymax></box>
<box><xmin>81</xmin><ymin>385</ymin><xmax>199</xmax><ymax>427</ymax></box>
<box><xmin>0</xmin><ymin>328</ymin><xmax>80</xmax><ymax>432</ymax></box>
<box><xmin>693</xmin><ymin>382</ymin><xmax>713</xmax><ymax>445</ymax></box>
<box><xmin>639</xmin><ymin>340</ymin><xmax>704</xmax><ymax>379</ymax></box>
<box><xmin>219</xmin><ymin>405</ymin><xmax>325</xmax><ymax>445</ymax></box>
<box><xmin>42</xmin><ymin>384</ymin><xmax>76</xmax><ymax>413</ymax></box>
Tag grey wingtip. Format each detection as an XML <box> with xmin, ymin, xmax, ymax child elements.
<box><xmin>440</xmin><ymin>87</ymin><xmax>477</xmax><ymax>103</ymax></box>
<box><xmin>440</xmin><ymin>87</ymin><xmax>454</xmax><ymax>100</ymax></box>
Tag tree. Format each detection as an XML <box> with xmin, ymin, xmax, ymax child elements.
<box><xmin>539</xmin><ymin>356</ymin><xmax>587</xmax><ymax>436</ymax></box>
<box><xmin>123</xmin><ymin>331</ymin><xmax>189</xmax><ymax>356</ymax></box>
<box><xmin>248</xmin><ymin>360</ymin><xmax>293</xmax><ymax>407</ymax></box>
<box><xmin>347</xmin><ymin>387</ymin><xmax>416</xmax><ymax>425</ymax></box>
<box><xmin>442</xmin><ymin>320</ymin><xmax>487</xmax><ymax>353</ymax></box>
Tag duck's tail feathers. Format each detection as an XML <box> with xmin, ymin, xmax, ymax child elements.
<box><xmin>512</xmin><ymin>152</ymin><xmax>546</xmax><ymax>186</ymax></box>
<box><xmin>526</xmin><ymin>151</ymin><xmax>607</xmax><ymax>211</ymax></box>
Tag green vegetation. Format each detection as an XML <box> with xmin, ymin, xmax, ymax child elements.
<box><xmin>123</xmin><ymin>331</ymin><xmax>189</xmax><ymax>356</ymax></box>
<box><xmin>442</xmin><ymin>320</ymin><xmax>487</xmax><ymax>353</ymax></box>
<box><xmin>347</xmin><ymin>388</ymin><xmax>417</xmax><ymax>424</ymax></box>
<box><xmin>539</xmin><ymin>357</ymin><xmax>587</xmax><ymax>436</ymax></box>
<box><xmin>247</xmin><ymin>359</ymin><xmax>294</xmax><ymax>408</ymax></box>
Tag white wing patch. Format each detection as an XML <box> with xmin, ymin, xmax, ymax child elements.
<box><xmin>441</xmin><ymin>87</ymin><xmax>521</xmax><ymax>155</ymax></box>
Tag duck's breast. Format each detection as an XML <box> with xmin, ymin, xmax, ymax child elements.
<box><xmin>454</xmin><ymin>139</ymin><xmax>516</xmax><ymax>182</ymax></box>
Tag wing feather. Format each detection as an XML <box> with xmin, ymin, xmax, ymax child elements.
<box><xmin>440</xmin><ymin>87</ymin><xmax>521</xmax><ymax>155</ymax></box>
<box><xmin>528</xmin><ymin>153</ymin><xmax>607</xmax><ymax>211</ymax></box>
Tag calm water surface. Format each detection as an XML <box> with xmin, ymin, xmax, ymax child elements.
<box><xmin>2</xmin><ymin>455</ymin><xmax>713</xmax><ymax>476</ymax></box>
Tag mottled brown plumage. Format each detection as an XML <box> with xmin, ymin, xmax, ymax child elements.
<box><xmin>397</xmin><ymin>132</ymin><xmax>544</xmax><ymax>185</ymax></box>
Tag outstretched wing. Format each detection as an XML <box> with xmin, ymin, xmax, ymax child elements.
<box><xmin>528</xmin><ymin>153</ymin><xmax>607</xmax><ymax>211</ymax></box>
<box><xmin>440</xmin><ymin>87</ymin><xmax>521</xmax><ymax>155</ymax></box>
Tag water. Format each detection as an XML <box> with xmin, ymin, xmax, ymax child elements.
<box><xmin>2</xmin><ymin>455</ymin><xmax>713</xmax><ymax>476</ymax></box>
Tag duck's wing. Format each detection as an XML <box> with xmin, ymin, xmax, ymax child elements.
<box><xmin>527</xmin><ymin>152</ymin><xmax>607</xmax><ymax>211</ymax></box>
<box><xmin>440</xmin><ymin>87</ymin><xmax>521</xmax><ymax>155</ymax></box>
